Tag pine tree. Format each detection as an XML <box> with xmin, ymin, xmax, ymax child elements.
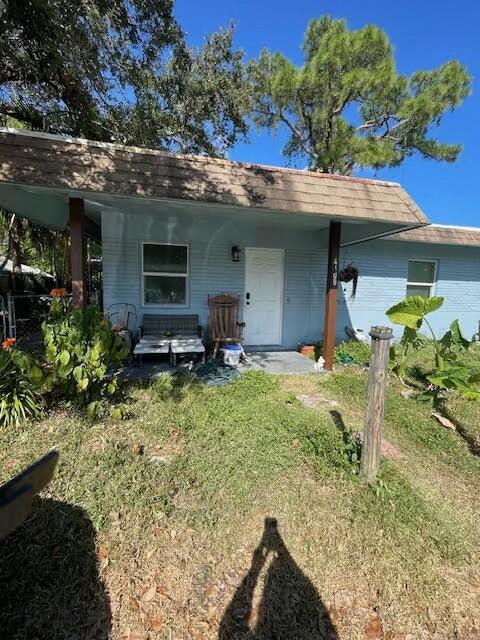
<box><xmin>248</xmin><ymin>16</ymin><xmax>471</xmax><ymax>174</ymax></box>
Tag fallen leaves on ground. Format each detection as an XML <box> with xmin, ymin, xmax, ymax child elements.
<box><xmin>365</xmin><ymin>614</ymin><xmax>383</xmax><ymax>639</ymax></box>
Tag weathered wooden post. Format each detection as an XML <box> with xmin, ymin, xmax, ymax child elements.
<box><xmin>360</xmin><ymin>326</ymin><xmax>393</xmax><ymax>483</ymax></box>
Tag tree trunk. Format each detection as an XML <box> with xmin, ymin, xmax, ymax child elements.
<box><xmin>61</xmin><ymin>234</ymin><xmax>70</xmax><ymax>288</ymax></box>
<box><xmin>51</xmin><ymin>233</ymin><xmax>58</xmax><ymax>287</ymax></box>
<box><xmin>10</xmin><ymin>217</ymin><xmax>22</xmax><ymax>291</ymax></box>
<box><xmin>0</xmin><ymin>210</ymin><xmax>15</xmax><ymax>271</ymax></box>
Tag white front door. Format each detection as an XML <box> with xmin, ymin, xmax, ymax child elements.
<box><xmin>244</xmin><ymin>248</ymin><xmax>284</xmax><ymax>345</ymax></box>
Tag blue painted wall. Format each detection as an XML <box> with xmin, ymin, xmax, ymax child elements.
<box><xmin>102</xmin><ymin>206</ymin><xmax>327</xmax><ymax>347</ymax></box>
<box><xmin>339</xmin><ymin>239</ymin><xmax>480</xmax><ymax>341</ymax></box>
<box><xmin>102</xmin><ymin>206</ymin><xmax>480</xmax><ymax>347</ymax></box>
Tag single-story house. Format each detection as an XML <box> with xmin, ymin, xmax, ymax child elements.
<box><xmin>0</xmin><ymin>128</ymin><xmax>478</xmax><ymax>369</ymax></box>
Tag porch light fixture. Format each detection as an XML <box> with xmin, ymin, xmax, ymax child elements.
<box><xmin>231</xmin><ymin>246</ymin><xmax>241</xmax><ymax>262</ymax></box>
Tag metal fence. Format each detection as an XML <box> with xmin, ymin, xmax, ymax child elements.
<box><xmin>5</xmin><ymin>292</ymin><xmax>52</xmax><ymax>350</ymax></box>
<box><xmin>0</xmin><ymin>295</ymin><xmax>6</xmax><ymax>342</ymax></box>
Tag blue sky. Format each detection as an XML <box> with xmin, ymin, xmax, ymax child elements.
<box><xmin>175</xmin><ymin>0</ymin><xmax>479</xmax><ymax>226</ymax></box>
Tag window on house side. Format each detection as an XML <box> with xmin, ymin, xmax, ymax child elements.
<box><xmin>406</xmin><ymin>260</ymin><xmax>436</xmax><ymax>298</ymax></box>
<box><xmin>143</xmin><ymin>243</ymin><xmax>188</xmax><ymax>305</ymax></box>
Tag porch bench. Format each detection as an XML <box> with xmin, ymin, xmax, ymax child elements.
<box><xmin>140</xmin><ymin>314</ymin><xmax>202</xmax><ymax>339</ymax></box>
<box><xmin>134</xmin><ymin>314</ymin><xmax>204</xmax><ymax>365</ymax></box>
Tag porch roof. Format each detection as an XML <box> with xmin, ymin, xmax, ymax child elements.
<box><xmin>388</xmin><ymin>224</ymin><xmax>480</xmax><ymax>247</ymax></box>
<box><xmin>0</xmin><ymin>129</ymin><xmax>429</xmax><ymax>241</ymax></box>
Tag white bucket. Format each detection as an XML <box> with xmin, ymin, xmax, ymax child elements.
<box><xmin>223</xmin><ymin>345</ymin><xmax>242</xmax><ymax>366</ymax></box>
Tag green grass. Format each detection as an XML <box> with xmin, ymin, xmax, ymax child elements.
<box><xmin>1</xmin><ymin>367</ymin><xmax>480</xmax><ymax>638</ymax></box>
<box><xmin>322</xmin><ymin>367</ymin><xmax>480</xmax><ymax>473</ymax></box>
<box><xmin>148</xmin><ymin>372</ymin><xmax>352</xmax><ymax>526</ymax></box>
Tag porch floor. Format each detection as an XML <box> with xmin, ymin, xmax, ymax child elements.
<box><xmin>121</xmin><ymin>350</ymin><xmax>317</xmax><ymax>381</ymax></box>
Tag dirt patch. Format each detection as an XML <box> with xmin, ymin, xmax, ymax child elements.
<box><xmin>380</xmin><ymin>438</ymin><xmax>405</xmax><ymax>460</ymax></box>
<box><xmin>297</xmin><ymin>393</ymin><xmax>340</xmax><ymax>409</ymax></box>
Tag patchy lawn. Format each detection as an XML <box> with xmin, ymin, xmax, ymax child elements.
<box><xmin>1</xmin><ymin>368</ymin><xmax>480</xmax><ymax>639</ymax></box>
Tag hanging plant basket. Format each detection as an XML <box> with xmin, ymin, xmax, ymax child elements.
<box><xmin>339</xmin><ymin>264</ymin><xmax>359</xmax><ymax>298</ymax></box>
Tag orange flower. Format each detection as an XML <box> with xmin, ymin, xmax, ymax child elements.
<box><xmin>50</xmin><ymin>288</ymin><xmax>68</xmax><ymax>298</ymax></box>
<box><xmin>112</xmin><ymin>323</ymin><xmax>124</xmax><ymax>332</ymax></box>
<box><xmin>2</xmin><ymin>338</ymin><xmax>16</xmax><ymax>350</ymax></box>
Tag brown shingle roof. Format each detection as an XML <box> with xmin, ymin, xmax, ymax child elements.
<box><xmin>0</xmin><ymin>129</ymin><xmax>429</xmax><ymax>226</ymax></box>
<box><xmin>391</xmin><ymin>225</ymin><xmax>480</xmax><ymax>247</ymax></box>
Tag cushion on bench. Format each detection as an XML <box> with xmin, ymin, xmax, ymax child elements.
<box><xmin>134</xmin><ymin>341</ymin><xmax>170</xmax><ymax>355</ymax></box>
<box><xmin>170</xmin><ymin>337</ymin><xmax>205</xmax><ymax>354</ymax></box>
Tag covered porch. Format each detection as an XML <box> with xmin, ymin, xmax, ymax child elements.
<box><xmin>0</xmin><ymin>128</ymin><xmax>429</xmax><ymax>369</ymax></box>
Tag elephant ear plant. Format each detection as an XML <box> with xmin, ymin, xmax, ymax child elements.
<box><xmin>386</xmin><ymin>295</ymin><xmax>480</xmax><ymax>401</ymax></box>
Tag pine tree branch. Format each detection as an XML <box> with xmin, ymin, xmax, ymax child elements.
<box><xmin>356</xmin><ymin>114</ymin><xmax>390</xmax><ymax>131</ymax></box>
<box><xmin>332</xmin><ymin>93</ymin><xmax>353</xmax><ymax>115</ymax></box>
<box><xmin>278</xmin><ymin>110</ymin><xmax>315</xmax><ymax>158</ymax></box>
<box><xmin>298</xmin><ymin>100</ymin><xmax>315</xmax><ymax>153</ymax></box>
<box><xmin>380</xmin><ymin>117</ymin><xmax>411</xmax><ymax>138</ymax></box>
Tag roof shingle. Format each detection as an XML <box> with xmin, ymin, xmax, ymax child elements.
<box><xmin>0</xmin><ymin>129</ymin><xmax>429</xmax><ymax>226</ymax></box>
<box><xmin>391</xmin><ymin>225</ymin><xmax>480</xmax><ymax>247</ymax></box>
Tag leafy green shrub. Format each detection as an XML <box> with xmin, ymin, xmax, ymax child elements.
<box><xmin>334</xmin><ymin>340</ymin><xmax>371</xmax><ymax>366</ymax></box>
<box><xmin>42</xmin><ymin>296</ymin><xmax>127</xmax><ymax>414</ymax></box>
<box><xmin>313</xmin><ymin>340</ymin><xmax>371</xmax><ymax>366</ymax></box>
<box><xmin>0</xmin><ymin>339</ymin><xmax>44</xmax><ymax>427</ymax></box>
<box><xmin>387</xmin><ymin>296</ymin><xmax>479</xmax><ymax>401</ymax></box>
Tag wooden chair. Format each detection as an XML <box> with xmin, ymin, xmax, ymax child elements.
<box><xmin>208</xmin><ymin>293</ymin><xmax>246</xmax><ymax>359</ymax></box>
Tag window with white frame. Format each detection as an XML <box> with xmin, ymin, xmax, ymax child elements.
<box><xmin>142</xmin><ymin>243</ymin><xmax>189</xmax><ymax>305</ymax></box>
<box><xmin>406</xmin><ymin>260</ymin><xmax>436</xmax><ymax>298</ymax></box>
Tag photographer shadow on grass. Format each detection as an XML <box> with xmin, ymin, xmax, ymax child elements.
<box><xmin>0</xmin><ymin>497</ymin><xmax>111</xmax><ymax>640</ymax></box>
<box><xmin>219</xmin><ymin>517</ymin><xmax>338</xmax><ymax>640</ymax></box>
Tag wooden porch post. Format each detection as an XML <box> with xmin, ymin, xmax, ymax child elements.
<box><xmin>69</xmin><ymin>197</ymin><xmax>87</xmax><ymax>309</ymax></box>
<box><xmin>323</xmin><ymin>221</ymin><xmax>341</xmax><ymax>371</ymax></box>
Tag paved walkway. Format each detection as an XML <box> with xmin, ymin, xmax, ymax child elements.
<box><xmin>243</xmin><ymin>350</ymin><xmax>317</xmax><ymax>374</ymax></box>
<box><xmin>121</xmin><ymin>350</ymin><xmax>318</xmax><ymax>381</ymax></box>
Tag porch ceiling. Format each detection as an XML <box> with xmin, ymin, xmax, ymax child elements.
<box><xmin>0</xmin><ymin>128</ymin><xmax>431</xmax><ymax>244</ymax></box>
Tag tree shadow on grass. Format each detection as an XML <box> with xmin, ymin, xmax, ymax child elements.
<box><xmin>0</xmin><ymin>498</ymin><xmax>111</xmax><ymax>640</ymax></box>
<box><xmin>219</xmin><ymin>517</ymin><xmax>338</xmax><ymax>640</ymax></box>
